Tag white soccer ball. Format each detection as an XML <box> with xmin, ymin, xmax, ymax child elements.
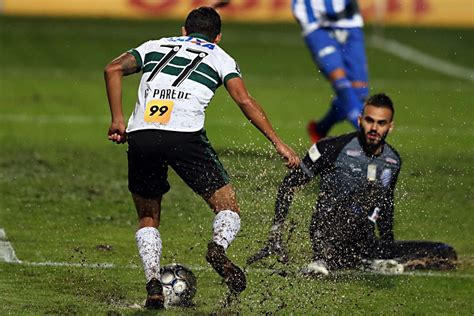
<box><xmin>160</xmin><ymin>263</ymin><xmax>197</xmax><ymax>308</ymax></box>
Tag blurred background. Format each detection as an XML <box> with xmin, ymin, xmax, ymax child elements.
<box><xmin>0</xmin><ymin>1</ymin><xmax>473</xmax><ymax>314</ymax></box>
<box><xmin>1</xmin><ymin>0</ymin><xmax>473</xmax><ymax>27</ymax></box>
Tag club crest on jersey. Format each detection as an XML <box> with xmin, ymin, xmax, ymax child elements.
<box><xmin>381</xmin><ymin>168</ymin><xmax>392</xmax><ymax>187</ymax></box>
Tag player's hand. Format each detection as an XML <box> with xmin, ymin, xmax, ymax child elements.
<box><xmin>274</xmin><ymin>141</ymin><xmax>300</xmax><ymax>168</ymax></box>
<box><xmin>108</xmin><ymin>121</ymin><xmax>127</xmax><ymax>144</ymax></box>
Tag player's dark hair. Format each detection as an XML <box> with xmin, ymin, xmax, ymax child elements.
<box><xmin>365</xmin><ymin>93</ymin><xmax>395</xmax><ymax>120</ymax></box>
<box><xmin>184</xmin><ymin>7</ymin><xmax>221</xmax><ymax>41</ymax></box>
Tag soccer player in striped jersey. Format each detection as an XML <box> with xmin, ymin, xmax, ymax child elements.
<box><xmin>104</xmin><ymin>7</ymin><xmax>299</xmax><ymax>309</ymax></box>
<box><xmin>292</xmin><ymin>0</ymin><xmax>369</xmax><ymax>142</ymax></box>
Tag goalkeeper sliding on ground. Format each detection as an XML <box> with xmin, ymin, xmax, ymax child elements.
<box><xmin>248</xmin><ymin>93</ymin><xmax>457</xmax><ymax>274</ymax></box>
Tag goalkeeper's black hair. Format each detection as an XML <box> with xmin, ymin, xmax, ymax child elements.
<box><xmin>185</xmin><ymin>7</ymin><xmax>221</xmax><ymax>41</ymax></box>
<box><xmin>365</xmin><ymin>93</ymin><xmax>395</xmax><ymax>121</ymax></box>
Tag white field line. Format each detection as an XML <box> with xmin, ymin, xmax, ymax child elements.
<box><xmin>0</xmin><ymin>228</ymin><xmax>20</xmax><ymax>263</ymax></box>
<box><xmin>0</xmin><ymin>229</ymin><xmax>472</xmax><ymax>279</ymax></box>
<box><xmin>1</xmin><ymin>113</ymin><xmax>473</xmax><ymax>136</ymax></box>
<box><xmin>15</xmin><ymin>261</ymin><xmax>116</xmax><ymax>268</ymax></box>
<box><xmin>369</xmin><ymin>35</ymin><xmax>474</xmax><ymax>82</ymax></box>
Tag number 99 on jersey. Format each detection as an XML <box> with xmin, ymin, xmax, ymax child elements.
<box><xmin>144</xmin><ymin>99</ymin><xmax>174</xmax><ymax>124</ymax></box>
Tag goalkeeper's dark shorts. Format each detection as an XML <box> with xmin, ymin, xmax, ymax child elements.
<box><xmin>127</xmin><ymin>129</ymin><xmax>230</xmax><ymax>199</ymax></box>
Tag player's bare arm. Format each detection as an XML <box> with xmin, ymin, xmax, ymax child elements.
<box><xmin>104</xmin><ymin>52</ymin><xmax>139</xmax><ymax>144</ymax></box>
<box><xmin>225</xmin><ymin>77</ymin><xmax>300</xmax><ymax>168</ymax></box>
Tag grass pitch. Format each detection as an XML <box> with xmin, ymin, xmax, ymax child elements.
<box><xmin>0</xmin><ymin>16</ymin><xmax>473</xmax><ymax>314</ymax></box>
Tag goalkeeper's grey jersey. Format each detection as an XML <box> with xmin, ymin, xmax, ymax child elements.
<box><xmin>127</xmin><ymin>33</ymin><xmax>241</xmax><ymax>133</ymax></box>
<box><xmin>302</xmin><ymin>132</ymin><xmax>401</xmax><ymax>209</ymax></box>
<box><xmin>299</xmin><ymin>131</ymin><xmax>401</xmax><ymax>238</ymax></box>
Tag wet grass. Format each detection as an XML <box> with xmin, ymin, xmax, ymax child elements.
<box><xmin>0</xmin><ymin>16</ymin><xmax>473</xmax><ymax>314</ymax></box>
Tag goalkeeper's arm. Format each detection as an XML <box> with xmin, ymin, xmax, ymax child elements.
<box><xmin>272</xmin><ymin>162</ymin><xmax>313</xmax><ymax>228</ymax></box>
<box><xmin>272</xmin><ymin>142</ymin><xmax>336</xmax><ymax>229</ymax></box>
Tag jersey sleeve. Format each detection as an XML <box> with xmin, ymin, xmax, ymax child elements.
<box><xmin>300</xmin><ymin>133</ymin><xmax>356</xmax><ymax>178</ymax></box>
<box><xmin>216</xmin><ymin>52</ymin><xmax>242</xmax><ymax>87</ymax></box>
<box><xmin>128</xmin><ymin>40</ymin><xmax>154</xmax><ymax>71</ymax></box>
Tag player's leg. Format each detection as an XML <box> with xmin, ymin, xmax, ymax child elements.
<box><xmin>204</xmin><ymin>184</ymin><xmax>246</xmax><ymax>294</ymax></box>
<box><xmin>361</xmin><ymin>239</ymin><xmax>456</xmax><ymax>274</ymax></box>
<box><xmin>304</xmin><ymin>28</ymin><xmax>363</xmax><ymax>140</ymax></box>
<box><xmin>128</xmin><ymin>130</ymin><xmax>171</xmax><ymax>309</ymax></box>
<box><xmin>205</xmin><ymin>183</ymin><xmax>242</xmax><ymax>254</ymax></box>
<box><xmin>132</xmin><ymin>194</ymin><xmax>166</xmax><ymax>309</ymax></box>
<box><xmin>342</xmin><ymin>27</ymin><xmax>369</xmax><ymax>124</ymax></box>
<box><xmin>390</xmin><ymin>240</ymin><xmax>457</xmax><ymax>270</ymax></box>
<box><xmin>168</xmin><ymin>130</ymin><xmax>246</xmax><ymax>294</ymax></box>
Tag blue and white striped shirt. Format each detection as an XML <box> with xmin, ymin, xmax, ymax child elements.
<box><xmin>292</xmin><ymin>0</ymin><xmax>363</xmax><ymax>35</ymax></box>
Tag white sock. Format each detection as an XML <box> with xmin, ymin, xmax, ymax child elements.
<box><xmin>135</xmin><ymin>227</ymin><xmax>162</xmax><ymax>283</ymax></box>
<box><xmin>212</xmin><ymin>210</ymin><xmax>241</xmax><ymax>250</ymax></box>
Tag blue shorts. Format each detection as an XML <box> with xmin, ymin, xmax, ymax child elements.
<box><xmin>304</xmin><ymin>27</ymin><xmax>368</xmax><ymax>83</ymax></box>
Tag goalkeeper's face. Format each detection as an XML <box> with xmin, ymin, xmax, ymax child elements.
<box><xmin>358</xmin><ymin>105</ymin><xmax>394</xmax><ymax>150</ymax></box>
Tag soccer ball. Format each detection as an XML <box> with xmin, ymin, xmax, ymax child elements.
<box><xmin>160</xmin><ymin>263</ymin><xmax>197</xmax><ymax>307</ymax></box>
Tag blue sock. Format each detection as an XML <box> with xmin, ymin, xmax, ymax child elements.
<box><xmin>353</xmin><ymin>86</ymin><xmax>369</xmax><ymax>101</ymax></box>
<box><xmin>332</xmin><ymin>77</ymin><xmax>363</xmax><ymax>129</ymax></box>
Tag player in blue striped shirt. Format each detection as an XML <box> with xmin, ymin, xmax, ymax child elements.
<box><xmin>292</xmin><ymin>0</ymin><xmax>369</xmax><ymax>142</ymax></box>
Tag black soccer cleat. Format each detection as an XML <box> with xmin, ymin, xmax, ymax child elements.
<box><xmin>206</xmin><ymin>241</ymin><xmax>247</xmax><ymax>294</ymax></box>
<box><xmin>144</xmin><ymin>278</ymin><xmax>164</xmax><ymax>310</ymax></box>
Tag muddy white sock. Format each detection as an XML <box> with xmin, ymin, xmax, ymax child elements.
<box><xmin>136</xmin><ymin>227</ymin><xmax>162</xmax><ymax>283</ymax></box>
<box><xmin>212</xmin><ymin>210</ymin><xmax>241</xmax><ymax>250</ymax></box>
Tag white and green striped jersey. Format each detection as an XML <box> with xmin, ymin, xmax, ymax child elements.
<box><xmin>126</xmin><ymin>33</ymin><xmax>241</xmax><ymax>133</ymax></box>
